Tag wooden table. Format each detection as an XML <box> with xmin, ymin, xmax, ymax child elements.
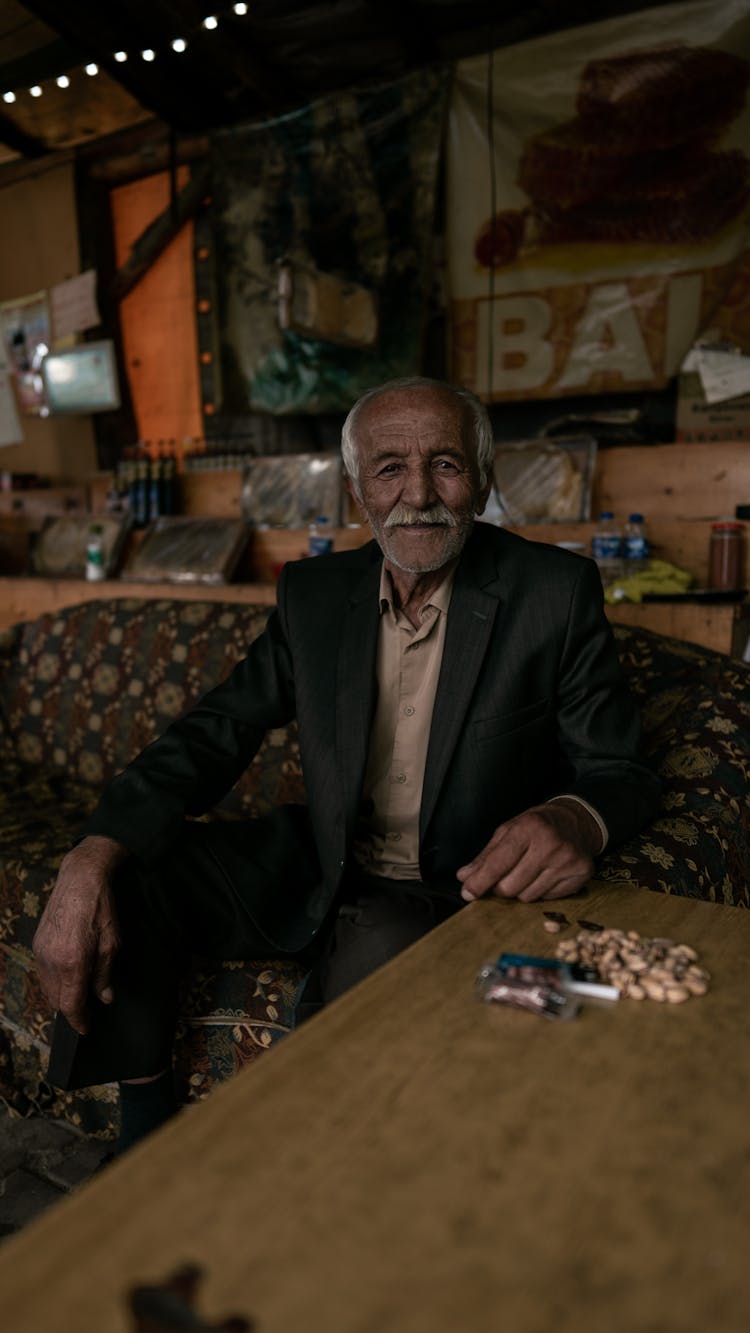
<box><xmin>1</xmin><ymin>883</ymin><xmax>749</xmax><ymax>1332</ymax></box>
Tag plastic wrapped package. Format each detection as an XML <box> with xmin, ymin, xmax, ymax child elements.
<box><xmin>241</xmin><ymin>452</ymin><xmax>343</xmax><ymax>529</ymax></box>
<box><xmin>32</xmin><ymin>513</ymin><xmax>131</xmax><ymax>579</ymax></box>
<box><xmin>124</xmin><ymin>517</ymin><xmax>249</xmax><ymax>585</ymax></box>
<box><xmin>480</xmin><ymin>436</ymin><xmax>596</xmax><ymax>525</ymax></box>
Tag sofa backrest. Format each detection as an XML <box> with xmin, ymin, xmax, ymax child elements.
<box><xmin>0</xmin><ymin>598</ymin><xmax>305</xmax><ymax>815</ymax></box>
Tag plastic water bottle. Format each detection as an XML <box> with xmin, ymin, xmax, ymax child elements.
<box><xmin>308</xmin><ymin>516</ymin><xmax>333</xmax><ymax>556</ymax></box>
<box><xmin>623</xmin><ymin>513</ymin><xmax>650</xmax><ymax>572</ymax></box>
<box><xmin>590</xmin><ymin>511</ymin><xmax>622</xmax><ymax>585</ymax></box>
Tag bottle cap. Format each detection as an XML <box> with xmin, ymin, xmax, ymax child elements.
<box><xmin>628</xmin><ymin>513</ymin><xmax>644</xmax><ymax>522</ymax></box>
<box><xmin>711</xmin><ymin>520</ymin><xmax>744</xmax><ymax>531</ymax></box>
<box><xmin>735</xmin><ymin>505</ymin><xmax>750</xmax><ymax>520</ymax></box>
<box><xmin>599</xmin><ymin>511</ymin><xmax>614</xmax><ymax>519</ymax></box>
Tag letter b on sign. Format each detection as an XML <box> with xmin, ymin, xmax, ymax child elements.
<box><xmin>476</xmin><ymin>296</ymin><xmax>554</xmax><ymax>395</ymax></box>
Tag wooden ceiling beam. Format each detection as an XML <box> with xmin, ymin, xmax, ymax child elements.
<box><xmin>18</xmin><ymin>0</ymin><xmax>281</xmax><ymax>127</ymax></box>
<box><xmin>0</xmin><ymin>108</ymin><xmax>48</xmax><ymax>158</ymax></box>
<box><xmin>0</xmin><ymin>37</ymin><xmax>84</xmax><ymax>90</ymax></box>
<box><xmin>87</xmin><ymin>133</ymin><xmax>209</xmax><ymax>185</ymax></box>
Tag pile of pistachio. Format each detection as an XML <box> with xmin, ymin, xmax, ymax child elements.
<box><xmin>548</xmin><ymin>919</ymin><xmax>710</xmax><ymax>1003</ymax></box>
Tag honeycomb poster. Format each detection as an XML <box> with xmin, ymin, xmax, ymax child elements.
<box><xmin>447</xmin><ymin>0</ymin><xmax>750</xmax><ymax>402</ymax></box>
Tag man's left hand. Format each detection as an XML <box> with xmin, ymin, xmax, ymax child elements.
<box><xmin>456</xmin><ymin>800</ymin><xmax>600</xmax><ymax>903</ymax></box>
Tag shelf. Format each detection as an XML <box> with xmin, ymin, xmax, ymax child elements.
<box><xmin>3</xmin><ymin>440</ymin><xmax>750</xmax><ymax>654</ymax></box>
<box><xmin>0</xmin><ymin>576</ymin><xmax>277</xmax><ymax>632</ymax></box>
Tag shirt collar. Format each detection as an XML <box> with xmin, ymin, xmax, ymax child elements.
<box><xmin>378</xmin><ymin>559</ymin><xmax>457</xmax><ymax>617</ymax></box>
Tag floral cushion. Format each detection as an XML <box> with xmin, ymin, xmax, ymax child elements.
<box><xmin>601</xmin><ymin>626</ymin><xmax>750</xmax><ymax>908</ymax></box>
<box><xmin>0</xmin><ymin>767</ymin><xmax>306</xmax><ymax>1138</ymax></box>
<box><xmin>0</xmin><ymin>599</ymin><xmax>304</xmax><ymax>813</ymax></box>
<box><xmin>0</xmin><ymin>599</ymin><xmax>308</xmax><ymax>1137</ymax></box>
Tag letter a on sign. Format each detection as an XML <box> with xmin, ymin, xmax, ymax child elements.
<box><xmin>557</xmin><ymin>283</ymin><xmax>653</xmax><ymax>389</ymax></box>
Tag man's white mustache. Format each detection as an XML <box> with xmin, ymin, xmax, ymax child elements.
<box><xmin>384</xmin><ymin>503</ymin><xmax>457</xmax><ymax>528</ymax></box>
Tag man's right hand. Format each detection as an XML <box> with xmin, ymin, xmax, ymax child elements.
<box><xmin>33</xmin><ymin>835</ymin><xmax>129</xmax><ymax>1035</ymax></box>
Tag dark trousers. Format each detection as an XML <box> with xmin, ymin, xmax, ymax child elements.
<box><xmin>47</xmin><ymin>815</ymin><xmax>462</xmax><ymax>1091</ymax></box>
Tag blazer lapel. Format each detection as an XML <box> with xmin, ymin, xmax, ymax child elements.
<box><xmin>335</xmin><ymin>551</ymin><xmax>382</xmax><ymax>837</ymax></box>
<box><xmin>420</xmin><ymin>532</ymin><xmax>502</xmax><ymax>840</ymax></box>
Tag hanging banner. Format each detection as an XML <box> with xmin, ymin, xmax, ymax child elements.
<box><xmin>447</xmin><ymin>0</ymin><xmax>750</xmax><ymax>402</ymax></box>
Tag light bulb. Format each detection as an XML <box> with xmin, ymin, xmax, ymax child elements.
<box><xmin>141</xmin><ymin>49</ymin><xmax>155</xmax><ymax>61</ymax></box>
<box><xmin>56</xmin><ymin>75</ymin><xmax>70</xmax><ymax>88</ymax></box>
<box><xmin>233</xmin><ymin>3</ymin><xmax>249</xmax><ymax>13</ymax></box>
<box><xmin>3</xmin><ymin>91</ymin><xmax>16</xmax><ymax>103</ymax></box>
<box><xmin>203</xmin><ymin>15</ymin><xmax>218</xmax><ymax>29</ymax></box>
<box><xmin>114</xmin><ymin>51</ymin><xmax>128</xmax><ymax>63</ymax></box>
<box><xmin>85</xmin><ymin>63</ymin><xmax>99</xmax><ymax>76</ymax></box>
<box><xmin>29</xmin><ymin>85</ymin><xmax>42</xmax><ymax>97</ymax></box>
<box><xmin>171</xmin><ymin>38</ymin><xmax>187</xmax><ymax>53</ymax></box>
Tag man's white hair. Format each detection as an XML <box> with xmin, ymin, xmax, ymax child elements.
<box><xmin>341</xmin><ymin>376</ymin><xmax>495</xmax><ymax>500</ymax></box>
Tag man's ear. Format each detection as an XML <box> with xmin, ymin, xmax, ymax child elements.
<box><xmin>474</xmin><ymin>477</ymin><xmax>493</xmax><ymax>515</ymax></box>
<box><xmin>344</xmin><ymin>474</ymin><xmax>367</xmax><ymax>521</ymax></box>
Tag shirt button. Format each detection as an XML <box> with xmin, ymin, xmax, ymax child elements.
<box><xmin>403</xmin><ymin>705</ymin><xmax>415</xmax><ymax>716</ymax></box>
<box><xmin>394</xmin><ymin>773</ymin><xmax>406</xmax><ymax>784</ymax></box>
<box><xmin>387</xmin><ymin>832</ymin><xmax>401</xmax><ymax>842</ymax></box>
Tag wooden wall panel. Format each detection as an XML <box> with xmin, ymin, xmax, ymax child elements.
<box><xmin>593</xmin><ymin>442</ymin><xmax>750</xmax><ymax>520</ymax></box>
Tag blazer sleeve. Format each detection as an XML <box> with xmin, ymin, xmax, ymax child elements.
<box><xmin>553</xmin><ymin>556</ymin><xmax>662</xmax><ymax>847</ymax></box>
<box><xmin>80</xmin><ymin>576</ymin><xmax>297</xmax><ymax>866</ymax></box>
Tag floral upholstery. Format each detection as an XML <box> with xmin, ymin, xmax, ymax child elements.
<box><xmin>0</xmin><ymin>599</ymin><xmax>748</xmax><ymax>1139</ymax></box>
<box><xmin>0</xmin><ymin>600</ymin><xmax>304</xmax><ymax>814</ymax></box>
<box><xmin>0</xmin><ymin>600</ymin><xmax>305</xmax><ymax>1138</ymax></box>
<box><xmin>602</xmin><ymin>628</ymin><xmax>750</xmax><ymax>909</ymax></box>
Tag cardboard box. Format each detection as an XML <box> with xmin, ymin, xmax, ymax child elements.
<box><xmin>676</xmin><ymin>372</ymin><xmax>750</xmax><ymax>442</ymax></box>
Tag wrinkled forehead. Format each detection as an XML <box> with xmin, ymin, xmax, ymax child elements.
<box><xmin>355</xmin><ymin>386</ymin><xmax>474</xmax><ymax>455</ymax></box>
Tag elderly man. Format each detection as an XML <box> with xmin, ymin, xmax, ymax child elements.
<box><xmin>34</xmin><ymin>377</ymin><xmax>661</xmax><ymax>1151</ymax></box>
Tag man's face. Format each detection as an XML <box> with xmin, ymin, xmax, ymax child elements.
<box><xmin>351</xmin><ymin>386</ymin><xmax>490</xmax><ymax>575</ymax></box>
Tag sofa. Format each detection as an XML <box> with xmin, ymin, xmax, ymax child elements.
<box><xmin>1</xmin><ymin>596</ymin><xmax>749</xmax><ymax>1140</ymax></box>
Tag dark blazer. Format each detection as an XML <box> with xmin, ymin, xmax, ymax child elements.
<box><xmin>84</xmin><ymin>524</ymin><xmax>661</xmax><ymax>949</ymax></box>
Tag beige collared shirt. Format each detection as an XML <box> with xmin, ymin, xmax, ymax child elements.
<box><xmin>352</xmin><ymin>562</ymin><xmax>456</xmax><ymax>879</ymax></box>
<box><xmin>352</xmin><ymin>560</ymin><xmax>608</xmax><ymax>881</ymax></box>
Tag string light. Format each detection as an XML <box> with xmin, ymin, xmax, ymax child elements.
<box><xmin>0</xmin><ymin>4</ymin><xmax>252</xmax><ymax>104</ymax></box>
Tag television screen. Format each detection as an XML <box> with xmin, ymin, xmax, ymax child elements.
<box><xmin>41</xmin><ymin>340</ymin><xmax>120</xmax><ymax>414</ymax></box>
